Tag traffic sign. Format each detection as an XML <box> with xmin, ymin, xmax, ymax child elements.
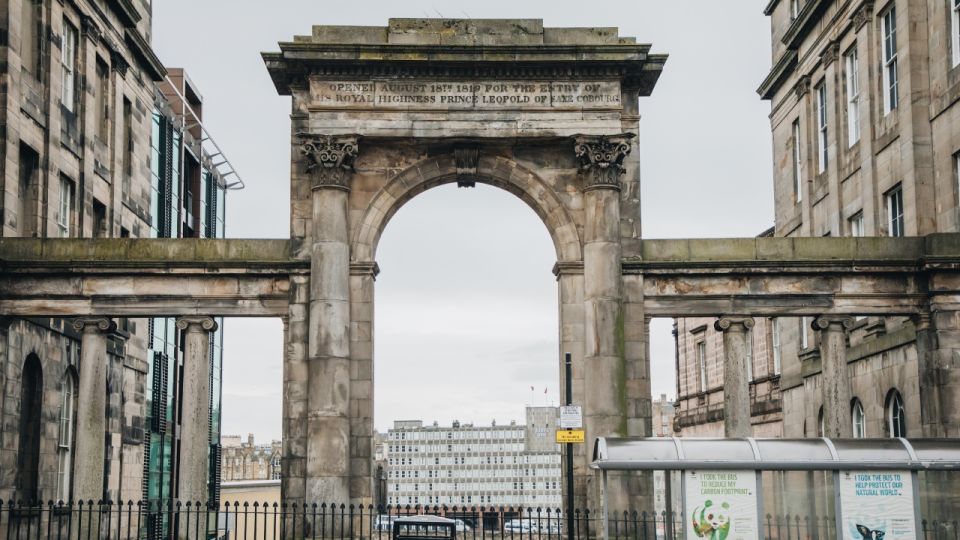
<box><xmin>556</xmin><ymin>429</ymin><xmax>585</xmax><ymax>443</ymax></box>
<box><xmin>559</xmin><ymin>405</ymin><xmax>582</xmax><ymax>428</ymax></box>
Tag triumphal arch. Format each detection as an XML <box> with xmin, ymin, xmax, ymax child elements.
<box><xmin>4</xmin><ymin>18</ymin><xmax>960</xmax><ymax>514</ymax></box>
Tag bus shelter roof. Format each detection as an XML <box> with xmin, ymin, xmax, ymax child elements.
<box><xmin>590</xmin><ymin>437</ymin><xmax>960</xmax><ymax>471</ymax></box>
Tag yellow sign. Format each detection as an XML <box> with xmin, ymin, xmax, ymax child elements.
<box><xmin>556</xmin><ymin>429</ymin><xmax>585</xmax><ymax>443</ymax></box>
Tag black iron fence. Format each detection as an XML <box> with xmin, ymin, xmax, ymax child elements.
<box><xmin>0</xmin><ymin>501</ymin><xmax>684</xmax><ymax>540</ymax></box>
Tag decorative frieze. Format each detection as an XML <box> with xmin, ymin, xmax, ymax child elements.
<box><xmin>851</xmin><ymin>2</ymin><xmax>874</xmax><ymax>31</ymax></box>
<box><xmin>298</xmin><ymin>134</ymin><xmax>359</xmax><ymax>191</ymax></box>
<box><xmin>820</xmin><ymin>42</ymin><xmax>840</xmax><ymax>67</ymax></box>
<box><xmin>573</xmin><ymin>134</ymin><xmax>635</xmax><ymax>191</ymax></box>
<box><xmin>794</xmin><ymin>75</ymin><xmax>811</xmax><ymax>99</ymax></box>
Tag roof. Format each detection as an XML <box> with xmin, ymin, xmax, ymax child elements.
<box><xmin>591</xmin><ymin>437</ymin><xmax>960</xmax><ymax>471</ymax></box>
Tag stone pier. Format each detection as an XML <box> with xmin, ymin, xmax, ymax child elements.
<box><xmin>815</xmin><ymin>316</ymin><xmax>853</xmax><ymax>438</ymax></box>
<box><xmin>72</xmin><ymin>317</ymin><xmax>116</xmax><ymax>502</ymax></box>
<box><xmin>176</xmin><ymin>316</ymin><xmax>218</xmax><ymax>502</ymax></box>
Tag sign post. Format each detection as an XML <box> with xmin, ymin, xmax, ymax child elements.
<box><xmin>564</xmin><ymin>353</ymin><xmax>575</xmax><ymax>540</ymax></box>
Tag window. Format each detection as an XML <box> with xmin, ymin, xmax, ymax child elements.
<box><xmin>882</xmin><ymin>6</ymin><xmax>899</xmax><ymax>114</ymax></box>
<box><xmin>790</xmin><ymin>0</ymin><xmax>800</xmax><ymax>20</ymax></box>
<box><xmin>61</xmin><ymin>22</ymin><xmax>78</xmax><ymax>112</ymax></box>
<box><xmin>815</xmin><ymin>82</ymin><xmax>828</xmax><ymax>173</ymax></box>
<box><xmin>17</xmin><ymin>354</ymin><xmax>43</xmax><ymax>502</ymax></box>
<box><xmin>771</xmin><ymin>318</ymin><xmax>782</xmax><ymax>375</ymax></box>
<box><xmin>817</xmin><ymin>407</ymin><xmax>825</xmax><ymax>437</ymax></box>
<box><xmin>887</xmin><ymin>390</ymin><xmax>906</xmax><ymax>437</ymax></box>
<box><xmin>953</xmin><ymin>0</ymin><xmax>960</xmax><ymax>67</ymax></box>
<box><xmin>849</xmin><ymin>211</ymin><xmax>864</xmax><ymax>237</ymax></box>
<box><xmin>696</xmin><ymin>340</ymin><xmax>707</xmax><ymax>391</ymax></box>
<box><xmin>800</xmin><ymin>317</ymin><xmax>810</xmax><ymax>350</ymax></box>
<box><xmin>123</xmin><ymin>98</ymin><xmax>133</xmax><ymax>176</ymax></box>
<box><xmin>745</xmin><ymin>329</ymin><xmax>754</xmax><ymax>382</ymax></box>
<box><xmin>852</xmin><ymin>399</ymin><xmax>866</xmax><ymax>438</ymax></box>
<box><xmin>886</xmin><ymin>184</ymin><xmax>904</xmax><ymax>237</ymax></box>
<box><xmin>57</xmin><ymin>176</ymin><xmax>75</xmax><ymax>237</ymax></box>
<box><xmin>792</xmin><ymin>119</ymin><xmax>803</xmax><ymax>203</ymax></box>
<box><xmin>57</xmin><ymin>370</ymin><xmax>77</xmax><ymax>502</ymax></box>
<box><xmin>845</xmin><ymin>47</ymin><xmax>860</xmax><ymax>146</ymax></box>
<box><xmin>95</xmin><ymin>58</ymin><xmax>110</xmax><ymax>142</ymax></box>
<box><xmin>20</xmin><ymin>0</ymin><xmax>42</xmax><ymax>76</ymax></box>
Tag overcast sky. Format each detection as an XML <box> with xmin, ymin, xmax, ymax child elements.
<box><xmin>152</xmin><ymin>1</ymin><xmax>774</xmax><ymax>442</ymax></box>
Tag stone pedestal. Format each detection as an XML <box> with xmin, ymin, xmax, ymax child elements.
<box><xmin>814</xmin><ymin>316</ymin><xmax>853</xmax><ymax>438</ymax></box>
<box><xmin>175</xmin><ymin>316</ymin><xmax>218</xmax><ymax>502</ymax></box>
<box><xmin>72</xmin><ymin>317</ymin><xmax>116</xmax><ymax>502</ymax></box>
<box><xmin>715</xmin><ymin>317</ymin><xmax>755</xmax><ymax>437</ymax></box>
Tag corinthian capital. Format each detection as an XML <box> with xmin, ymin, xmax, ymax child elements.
<box><xmin>573</xmin><ymin>134</ymin><xmax>635</xmax><ymax>191</ymax></box>
<box><xmin>298</xmin><ymin>133</ymin><xmax>359</xmax><ymax>191</ymax></box>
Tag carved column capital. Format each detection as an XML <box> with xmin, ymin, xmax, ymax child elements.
<box><xmin>812</xmin><ymin>315</ymin><xmax>854</xmax><ymax>331</ymax></box>
<box><xmin>794</xmin><ymin>75</ymin><xmax>811</xmax><ymax>99</ymax></box>
<box><xmin>297</xmin><ymin>133</ymin><xmax>359</xmax><ymax>191</ymax></box>
<box><xmin>714</xmin><ymin>316</ymin><xmax>755</xmax><ymax>333</ymax></box>
<box><xmin>72</xmin><ymin>316</ymin><xmax>117</xmax><ymax>334</ymax></box>
<box><xmin>176</xmin><ymin>316</ymin><xmax>219</xmax><ymax>333</ymax></box>
<box><xmin>820</xmin><ymin>42</ymin><xmax>840</xmax><ymax>66</ymax></box>
<box><xmin>573</xmin><ymin>133</ymin><xmax>635</xmax><ymax>192</ymax></box>
<box><xmin>851</xmin><ymin>2</ymin><xmax>874</xmax><ymax>31</ymax></box>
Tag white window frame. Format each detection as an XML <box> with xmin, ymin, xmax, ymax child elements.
<box><xmin>793</xmin><ymin>119</ymin><xmax>803</xmax><ymax>203</ymax></box>
<box><xmin>61</xmin><ymin>22</ymin><xmax>77</xmax><ymax>112</ymax></box>
<box><xmin>790</xmin><ymin>0</ymin><xmax>800</xmax><ymax>20</ymax></box>
<box><xmin>886</xmin><ymin>184</ymin><xmax>904</xmax><ymax>237</ymax></box>
<box><xmin>882</xmin><ymin>6</ymin><xmax>899</xmax><ymax>114</ymax></box>
<box><xmin>845</xmin><ymin>46</ymin><xmax>860</xmax><ymax>147</ymax></box>
<box><xmin>887</xmin><ymin>391</ymin><xmax>906</xmax><ymax>437</ymax></box>
<box><xmin>745</xmin><ymin>328</ymin><xmax>754</xmax><ymax>382</ymax></box>
<box><xmin>849</xmin><ymin>211</ymin><xmax>865</xmax><ymax>236</ymax></box>
<box><xmin>852</xmin><ymin>399</ymin><xmax>866</xmax><ymax>438</ymax></box>
<box><xmin>800</xmin><ymin>317</ymin><xmax>810</xmax><ymax>350</ymax></box>
<box><xmin>56</xmin><ymin>373</ymin><xmax>75</xmax><ymax>502</ymax></box>
<box><xmin>816</xmin><ymin>82</ymin><xmax>828</xmax><ymax>173</ymax></box>
<box><xmin>771</xmin><ymin>318</ymin><xmax>782</xmax><ymax>375</ymax></box>
<box><xmin>58</xmin><ymin>176</ymin><xmax>73</xmax><ymax>238</ymax></box>
<box><xmin>952</xmin><ymin>0</ymin><xmax>960</xmax><ymax>67</ymax></box>
<box><xmin>696</xmin><ymin>340</ymin><xmax>707</xmax><ymax>392</ymax></box>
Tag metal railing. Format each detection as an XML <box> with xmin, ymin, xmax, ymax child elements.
<box><xmin>0</xmin><ymin>500</ymin><xmax>683</xmax><ymax>540</ymax></box>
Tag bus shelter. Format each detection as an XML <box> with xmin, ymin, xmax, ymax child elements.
<box><xmin>591</xmin><ymin>437</ymin><xmax>960</xmax><ymax>540</ymax></box>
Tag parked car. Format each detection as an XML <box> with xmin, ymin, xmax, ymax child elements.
<box><xmin>453</xmin><ymin>519</ymin><xmax>472</xmax><ymax>532</ymax></box>
<box><xmin>503</xmin><ymin>519</ymin><xmax>537</xmax><ymax>534</ymax></box>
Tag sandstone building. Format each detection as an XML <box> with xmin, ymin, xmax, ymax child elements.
<box><xmin>221</xmin><ymin>434</ymin><xmax>282</xmax><ymax>482</ymax></box>
<box><xmin>0</xmin><ymin>0</ymin><xmax>237</xmax><ymax>519</ymax></box>
<box><xmin>674</xmin><ymin>0</ymin><xmax>960</xmax><ymax>441</ymax></box>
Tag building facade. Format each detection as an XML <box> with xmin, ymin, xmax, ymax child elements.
<box><xmin>385</xmin><ymin>408</ymin><xmax>562</xmax><ymax>510</ymax></box>
<box><xmin>0</xmin><ymin>0</ymin><xmax>236</xmax><ymax>515</ymax></box>
<box><xmin>221</xmin><ymin>434</ymin><xmax>282</xmax><ymax>482</ymax></box>
<box><xmin>674</xmin><ymin>0</ymin><xmax>960</xmax><ymax>441</ymax></box>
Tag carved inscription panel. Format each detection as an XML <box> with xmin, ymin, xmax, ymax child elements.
<box><xmin>309</xmin><ymin>80</ymin><xmax>622</xmax><ymax>110</ymax></box>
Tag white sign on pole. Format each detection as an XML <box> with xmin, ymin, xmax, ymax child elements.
<box><xmin>559</xmin><ymin>405</ymin><xmax>582</xmax><ymax>429</ymax></box>
<box><xmin>684</xmin><ymin>470</ymin><xmax>759</xmax><ymax>540</ymax></box>
<box><xmin>839</xmin><ymin>470</ymin><xmax>916</xmax><ymax>540</ymax></box>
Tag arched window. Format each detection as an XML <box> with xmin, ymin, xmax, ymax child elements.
<box><xmin>817</xmin><ymin>406</ymin><xmax>825</xmax><ymax>437</ymax></box>
<box><xmin>851</xmin><ymin>398</ymin><xmax>866</xmax><ymax>438</ymax></box>
<box><xmin>57</xmin><ymin>369</ymin><xmax>78</xmax><ymax>502</ymax></box>
<box><xmin>17</xmin><ymin>354</ymin><xmax>43</xmax><ymax>502</ymax></box>
<box><xmin>887</xmin><ymin>390</ymin><xmax>907</xmax><ymax>437</ymax></box>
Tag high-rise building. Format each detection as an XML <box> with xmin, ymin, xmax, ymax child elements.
<box><xmin>674</xmin><ymin>0</ymin><xmax>960</xmax><ymax>440</ymax></box>
<box><xmin>0</xmin><ymin>0</ymin><xmax>239</xmax><ymax>518</ymax></box>
<box><xmin>385</xmin><ymin>408</ymin><xmax>562</xmax><ymax>514</ymax></box>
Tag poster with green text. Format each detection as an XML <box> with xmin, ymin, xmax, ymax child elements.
<box><xmin>684</xmin><ymin>470</ymin><xmax>758</xmax><ymax>540</ymax></box>
<box><xmin>839</xmin><ymin>470</ymin><xmax>916</xmax><ymax>540</ymax></box>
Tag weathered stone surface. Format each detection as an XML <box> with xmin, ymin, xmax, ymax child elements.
<box><xmin>175</xmin><ymin>316</ymin><xmax>218</xmax><ymax>502</ymax></box>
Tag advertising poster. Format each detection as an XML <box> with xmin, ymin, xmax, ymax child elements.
<box><xmin>684</xmin><ymin>470</ymin><xmax>759</xmax><ymax>540</ymax></box>
<box><xmin>839</xmin><ymin>471</ymin><xmax>916</xmax><ymax>540</ymax></box>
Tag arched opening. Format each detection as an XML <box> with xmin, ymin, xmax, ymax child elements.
<box><xmin>886</xmin><ymin>389</ymin><xmax>906</xmax><ymax>438</ymax></box>
<box><xmin>374</xmin><ymin>181</ymin><xmax>560</xmax><ymax>511</ymax></box>
<box><xmin>851</xmin><ymin>398</ymin><xmax>865</xmax><ymax>439</ymax></box>
<box><xmin>18</xmin><ymin>353</ymin><xmax>43</xmax><ymax>502</ymax></box>
<box><xmin>56</xmin><ymin>367</ymin><xmax>79</xmax><ymax>502</ymax></box>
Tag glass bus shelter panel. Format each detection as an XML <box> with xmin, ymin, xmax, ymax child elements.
<box><xmin>679</xmin><ymin>439</ymin><xmax>755</xmax><ymax>463</ymax></box>
<box><xmin>918</xmin><ymin>470</ymin><xmax>960</xmax><ymax>539</ymax></box>
<box><xmin>594</xmin><ymin>438</ymin><xmax>680</xmax><ymax>464</ymax></box>
<box><xmin>832</xmin><ymin>438</ymin><xmax>912</xmax><ymax>464</ymax></box>
<box><xmin>755</xmin><ymin>438</ymin><xmax>833</xmax><ymax>464</ymax></box>
<box><xmin>760</xmin><ymin>470</ymin><xmax>837</xmax><ymax>540</ymax></box>
<box><xmin>909</xmin><ymin>439</ymin><xmax>960</xmax><ymax>466</ymax></box>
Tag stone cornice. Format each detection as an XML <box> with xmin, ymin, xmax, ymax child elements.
<box><xmin>573</xmin><ymin>134</ymin><xmax>635</xmax><ymax>192</ymax></box>
<box><xmin>782</xmin><ymin>0</ymin><xmax>831</xmax><ymax>50</ymax></box>
<box><xmin>758</xmin><ymin>49</ymin><xmax>798</xmax><ymax>100</ymax></box>
<box><xmin>124</xmin><ymin>28</ymin><xmax>166</xmax><ymax>82</ymax></box>
<box><xmin>298</xmin><ymin>134</ymin><xmax>359</xmax><ymax>191</ymax></box>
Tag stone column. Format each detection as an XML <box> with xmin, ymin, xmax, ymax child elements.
<box><xmin>575</xmin><ymin>134</ymin><xmax>633</xmax><ymax>509</ymax></box>
<box><xmin>714</xmin><ymin>317</ymin><xmax>754</xmax><ymax>437</ymax></box>
<box><xmin>72</xmin><ymin>316</ymin><xmax>116</xmax><ymax>502</ymax></box>
<box><xmin>299</xmin><ymin>134</ymin><xmax>358</xmax><ymax>502</ymax></box>
<box><xmin>813</xmin><ymin>316</ymin><xmax>853</xmax><ymax>438</ymax></box>
<box><xmin>175</xmin><ymin>316</ymin><xmax>218</xmax><ymax>502</ymax></box>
